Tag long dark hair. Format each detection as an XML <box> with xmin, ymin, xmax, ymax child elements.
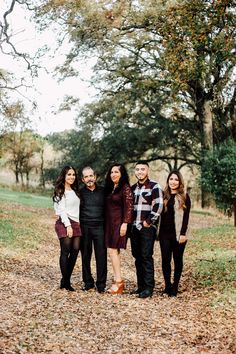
<box><xmin>53</xmin><ymin>165</ymin><xmax>79</xmax><ymax>202</ymax></box>
<box><xmin>163</xmin><ymin>169</ymin><xmax>186</xmax><ymax>211</ymax></box>
<box><xmin>104</xmin><ymin>163</ymin><xmax>130</xmax><ymax>195</ymax></box>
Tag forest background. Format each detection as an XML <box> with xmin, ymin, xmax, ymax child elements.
<box><xmin>0</xmin><ymin>0</ymin><xmax>235</xmax><ymax>214</ymax></box>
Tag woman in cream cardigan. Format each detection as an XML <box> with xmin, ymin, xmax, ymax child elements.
<box><xmin>53</xmin><ymin>166</ymin><xmax>81</xmax><ymax>291</ymax></box>
<box><xmin>159</xmin><ymin>170</ymin><xmax>191</xmax><ymax>297</ymax></box>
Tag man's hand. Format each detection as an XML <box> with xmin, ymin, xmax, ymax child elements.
<box><xmin>143</xmin><ymin>220</ymin><xmax>151</xmax><ymax>228</ymax></box>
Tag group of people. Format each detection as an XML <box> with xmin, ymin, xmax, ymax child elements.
<box><xmin>53</xmin><ymin>161</ymin><xmax>191</xmax><ymax>298</ymax></box>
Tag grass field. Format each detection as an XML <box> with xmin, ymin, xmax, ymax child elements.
<box><xmin>0</xmin><ymin>187</ymin><xmax>52</xmax><ymax>209</ymax></box>
<box><xmin>190</xmin><ymin>224</ymin><xmax>236</xmax><ymax>307</ymax></box>
<box><xmin>0</xmin><ymin>188</ymin><xmax>52</xmax><ymax>252</ymax></box>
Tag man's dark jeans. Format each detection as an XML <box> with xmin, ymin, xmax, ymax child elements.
<box><xmin>80</xmin><ymin>223</ymin><xmax>107</xmax><ymax>290</ymax></box>
<box><xmin>130</xmin><ymin>226</ymin><xmax>156</xmax><ymax>292</ymax></box>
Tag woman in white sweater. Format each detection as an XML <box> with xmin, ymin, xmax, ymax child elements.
<box><xmin>53</xmin><ymin>166</ymin><xmax>81</xmax><ymax>291</ymax></box>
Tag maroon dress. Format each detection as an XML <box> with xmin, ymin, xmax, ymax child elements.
<box><xmin>105</xmin><ymin>184</ymin><xmax>133</xmax><ymax>249</ymax></box>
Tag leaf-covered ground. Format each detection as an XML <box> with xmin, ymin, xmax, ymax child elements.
<box><xmin>0</xmin><ymin>204</ymin><xmax>235</xmax><ymax>354</ymax></box>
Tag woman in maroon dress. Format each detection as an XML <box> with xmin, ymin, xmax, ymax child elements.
<box><xmin>104</xmin><ymin>163</ymin><xmax>133</xmax><ymax>294</ymax></box>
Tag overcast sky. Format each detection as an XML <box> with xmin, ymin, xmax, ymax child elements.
<box><xmin>0</xmin><ymin>2</ymin><xmax>96</xmax><ymax>136</ymax></box>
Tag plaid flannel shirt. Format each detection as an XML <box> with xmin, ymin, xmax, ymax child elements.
<box><xmin>132</xmin><ymin>179</ymin><xmax>163</xmax><ymax>230</ymax></box>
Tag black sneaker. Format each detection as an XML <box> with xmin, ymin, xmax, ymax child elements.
<box><xmin>130</xmin><ymin>288</ymin><xmax>143</xmax><ymax>295</ymax></box>
<box><xmin>138</xmin><ymin>289</ymin><xmax>153</xmax><ymax>298</ymax></box>
<box><xmin>82</xmin><ymin>284</ymin><xmax>94</xmax><ymax>291</ymax></box>
<box><xmin>97</xmin><ymin>288</ymin><xmax>105</xmax><ymax>293</ymax></box>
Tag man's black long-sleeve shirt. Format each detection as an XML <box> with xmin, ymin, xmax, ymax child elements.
<box><xmin>80</xmin><ymin>185</ymin><xmax>105</xmax><ymax>225</ymax></box>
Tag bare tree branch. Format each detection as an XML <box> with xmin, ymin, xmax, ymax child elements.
<box><xmin>0</xmin><ymin>0</ymin><xmax>35</xmax><ymax>71</ymax></box>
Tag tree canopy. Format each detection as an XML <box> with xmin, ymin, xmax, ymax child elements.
<box><xmin>1</xmin><ymin>0</ymin><xmax>235</xmax><ymax>206</ymax></box>
<box><xmin>36</xmin><ymin>1</ymin><xmax>235</xmax><ymax>185</ymax></box>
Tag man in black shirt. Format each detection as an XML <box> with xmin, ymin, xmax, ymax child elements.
<box><xmin>80</xmin><ymin>167</ymin><xmax>107</xmax><ymax>293</ymax></box>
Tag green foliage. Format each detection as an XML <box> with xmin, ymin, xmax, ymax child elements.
<box><xmin>43</xmin><ymin>167</ymin><xmax>60</xmax><ymax>184</ymax></box>
<box><xmin>36</xmin><ymin>0</ymin><xmax>236</xmax><ymax>180</ymax></box>
<box><xmin>201</xmin><ymin>140</ymin><xmax>236</xmax><ymax>210</ymax></box>
<box><xmin>46</xmin><ymin>129</ymin><xmax>104</xmax><ymax>179</ymax></box>
<box><xmin>1</xmin><ymin>128</ymin><xmax>42</xmax><ymax>185</ymax></box>
<box><xmin>32</xmin><ymin>0</ymin><xmax>236</xmax><ymax>203</ymax></box>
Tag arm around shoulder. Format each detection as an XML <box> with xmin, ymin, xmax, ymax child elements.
<box><xmin>122</xmin><ymin>184</ymin><xmax>134</xmax><ymax>224</ymax></box>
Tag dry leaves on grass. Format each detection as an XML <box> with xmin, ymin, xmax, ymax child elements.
<box><xmin>0</xmin><ymin>206</ymin><xmax>235</xmax><ymax>353</ymax></box>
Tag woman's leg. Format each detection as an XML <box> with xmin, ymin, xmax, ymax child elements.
<box><xmin>159</xmin><ymin>238</ymin><xmax>172</xmax><ymax>294</ymax></box>
<box><xmin>59</xmin><ymin>237</ymin><xmax>80</xmax><ymax>291</ymax></box>
<box><xmin>172</xmin><ymin>240</ymin><xmax>187</xmax><ymax>295</ymax></box>
<box><xmin>108</xmin><ymin>248</ymin><xmax>123</xmax><ymax>291</ymax></box>
<box><xmin>59</xmin><ymin>237</ymin><xmax>71</xmax><ymax>287</ymax></box>
<box><xmin>67</xmin><ymin>236</ymin><xmax>80</xmax><ymax>281</ymax></box>
<box><xmin>108</xmin><ymin>248</ymin><xmax>122</xmax><ymax>281</ymax></box>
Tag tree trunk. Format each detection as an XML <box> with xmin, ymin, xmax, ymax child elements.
<box><xmin>202</xmin><ymin>100</ymin><xmax>213</xmax><ymax>150</ymax></box>
<box><xmin>40</xmin><ymin>148</ymin><xmax>45</xmax><ymax>189</ymax></box>
<box><xmin>26</xmin><ymin>171</ymin><xmax>29</xmax><ymax>188</ymax></box>
<box><xmin>20</xmin><ymin>172</ymin><xmax>24</xmax><ymax>186</ymax></box>
<box><xmin>14</xmin><ymin>162</ymin><xmax>19</xmax><ymax>184</ymax></box>
<box><xmin>233</xmin><ymin>199</ymin><xmax>236</xmax><ymax>227</ymax></box>
<box><xmin>201</xmin><ymin>99</ymin><xmax>214</xmax><ymax>208</ymax></box>
<box><xmin>15</xmin><ymin>170</ymin><xmax>19</xmax><ymax>184</ymax></box>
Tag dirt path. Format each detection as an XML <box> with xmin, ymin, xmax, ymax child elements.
<box><xmin>0</xmin><ymin>208</ymin><xmax>235</xmax><ymax>353</ymax></box>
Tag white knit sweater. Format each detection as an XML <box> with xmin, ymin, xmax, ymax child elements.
<box><xmin>54</xmin><ymin>190</ymin><xmax>80</xmax><ymax>227</ymax></box>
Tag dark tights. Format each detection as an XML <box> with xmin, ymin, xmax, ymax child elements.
<box><xmin>159</xmin><ymin>238</ymin><xmax>186</xmax><ymax>288</ymax></box>
<box><xmin>59</xmin><ymin>236</ymin><xmax>80</xmax><ymax>285</ymax></box>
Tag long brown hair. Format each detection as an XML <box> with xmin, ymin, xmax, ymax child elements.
<box><xmin>104</xmin><ymin>163</ymin><xmax>130</xmax><ymax>195</ymax></box>
<box><xmin>53</xmin><ymin>165</ymin><xmax>79</xmax><ymax>203</ymax></box>
<box><xmin>163</xmin><ymin>170</ymin><xmax>186</xmax><ymax>211</ymax></box>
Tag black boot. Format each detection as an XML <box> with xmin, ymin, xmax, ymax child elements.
<box><xmin>170</xmin><ymin>282</ymin><xmax>179</xmax><ymax>297</ymax></box>
<box><xmin>66</xmin><ymin>284</ymin><xmax>75</xmax><ymax>292</ymax></box>
<box><xmin>65</xmin><ymin>277</ymin><xmax>75</xmax><ymax>292</ymax></box>
<box><xmin>163</xmin><ymin>283</ymin><xmax>172</xmax><ymax>296</ymax></box>
<box><xmin>60</xmin><ymin>278</ymin><xmax>65</xmax><ymax>289</ymax></box>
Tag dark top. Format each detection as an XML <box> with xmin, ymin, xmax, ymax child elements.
<box><xmin>159</xmin><ymin>193</ymin><xmax>191</xmax><ymax>240</ymax></box>
<box><xmin>80</xmin><ymin>185</ymin><xmax>105</xmax><ymax>225</ymax></box>
<box><xmin>105</xmin><ymin>184</ymin><xmax>133</xmax><ymax>249</ymax></box>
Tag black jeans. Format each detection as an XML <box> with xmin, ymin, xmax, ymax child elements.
<box><xmin>80</xmin><ymin>223</ymin><xmax>107</xmax><ymax>290</ymax></box>
<box><xmin>130</xmin><ymin>226</ymin><xmax>156</xmax><ymax>291</ymax></box>
<box><xmin>59</xmin><ymin>236</ymin><xmax>80</xmax><ymax>285</ymax></box>
<box><xmin>159</xmin><ymin>237</ymin><xmax>187</xmax><ymax>287</ymax></box>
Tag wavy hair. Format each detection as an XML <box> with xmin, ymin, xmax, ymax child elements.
<box><xmin>163</xmin><ymin>170</ymin><xmax>186</xmax><ymax>211</ymax></box>
<box><xmin>53</xmin><ymin>165</ymin><xmax>79</xmax><ymax>203</ymax></box>
<box><xmin>104</xmin><ymin>163</ymin><xmax>130</xmax><ymax>195</ymax></box>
